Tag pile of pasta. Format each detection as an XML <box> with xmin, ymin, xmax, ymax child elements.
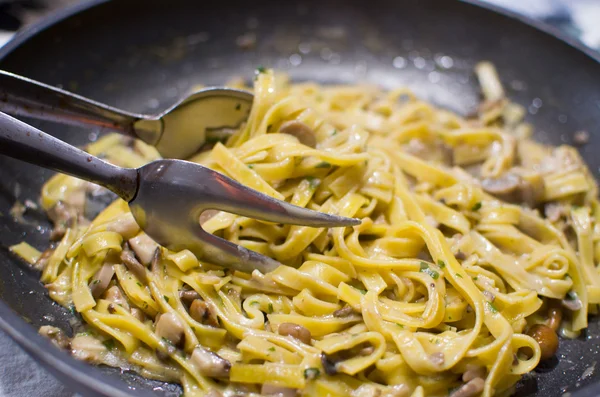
<box><xmin>13</xmin><ymin>63</ymin><xmax>600</xmax><ymax>397</ymax></box>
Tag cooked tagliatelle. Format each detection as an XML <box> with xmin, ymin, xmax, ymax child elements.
<box><xmin>12</xmin><ymin>62</ymin><xmax>600</xmax><ymax>397</ymax></box>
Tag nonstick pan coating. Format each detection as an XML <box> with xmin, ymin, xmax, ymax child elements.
<box><xmin>0</xmin><ymin>0</ymin><xmax>599</xmax><ymax>396</ymax></box>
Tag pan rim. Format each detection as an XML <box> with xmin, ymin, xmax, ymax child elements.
<box><xmin>0</xmin><ymin>0</ymin><xmax>599</xmax><ymax>396</ymax></box>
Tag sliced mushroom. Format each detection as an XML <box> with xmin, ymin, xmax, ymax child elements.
<box><xmin>150</xmin><ymin>247</ymin><xmax>162</xmax><ymax>274</ymax></box>
<box><xmin>481</xmin><ymin>173</ymin><xmax>521</xmax><ymax>196</ymax></box>
<box><xmin>561</xmin><ymin>296</ymin><xmax>582</xmax><ymax>311</ymax></box>
<box><xmin>180</xmin><ymin>289</ymin><xmax>201</xmax><ymax>304</ymax></box>
<box><xmin>449</xmin><ymin>378</ymin><xmax>485</xmax><ymax>397</ymax></box>
<box><xmin>103</xmin><ymin>286</ymin><xmax>130</xmax><ymax>310</ymax></box>
<box><xmin>261</xmin><ymin>384</ymin><xmax>298</xmax><ymax>397</ymax></box>
<box><xmin>462</xmin><ymin>365</ymin><xmax>486</xmax><ymax>383</ymax></box>
<box><xmin>120</xmin><ymin>244</ymin><xmax>148</xmax><ymax>283</ymax></box>
<box><xmin>128</xmin><ymin>233</ymin><xmax>159</xmax><ymax>265</ymax></box>
<box><xmin>333</xmin><ymin>305</ymin><xmax>355</xmax><ymax>318</ymax></box>
<box><xmin>89</xmin><ymin>262</ymin><xmax>115</xmax><ymax>299</ymax></box>
<box><xmin>544</xmin><ymin>203</ymin><xmax>565</xmax><ymax>223</ymax></box>
<box><xmin>190</xmin><ymin>346</ymin><xmax>231</xmax><ymax>378</ymax></box>
<box><xmin>130</xmin><ymin>308</ymin><xmax>146</xmax><ymax>323</ymax></box>
<box><xmin>189</xmin><ymin>299</ymin><xmax>219</xmax><ymax>327</ymax></box>
<box><xmin>155</xmin><ymin>312</ymin><xmax>185</xmax><ymax>347</ymax></box>
<box><xmin>279</xmin><ymin>120</ymin><xmax>317</xmax><ymax>148</ymax></box>
<box><xmin>278</xmin><ymin>322</ymin><xmax>312</xmax><ymax>345</ymax></box>
<box><xmin>359</xmin><ymin>345</ymin><xmax>375</xmax><ymax>356</ymax></box>
<box><xmin>105</xmin><ymin>212</ymin><xmax>139</xmax><ymax>240</ymax></box>
<box><xmin>39</xmin><ymin>325</ymin><xmax>70</xmax><ymax>349</ymax></box>
<box><xmin>70</xmin><ymin>334</ymin><xmax>107</xmax><ymax>362</ymax></box>
<box><xmin>47</xmin><ymin>201</ymin><xmax>77</xmax><ymax>240</ymax></box>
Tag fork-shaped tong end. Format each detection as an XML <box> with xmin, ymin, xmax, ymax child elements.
<box><xmin>131</xmin><ymin>160</ymin><xmax>361</xmax><ymax>274</ymax></box>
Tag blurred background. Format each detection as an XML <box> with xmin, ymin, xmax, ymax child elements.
<box><xmin>0</xmin><ymin>0</ymin><xmax>599</xmax><ymax>49</ymax></box>
<box><xmin>0</xmin><ymin>0</ymin><xmax>598</xmax><ymax>396</ymax></box>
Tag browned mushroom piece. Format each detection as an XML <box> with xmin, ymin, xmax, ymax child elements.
<box><xmin>449</xmin><ymin>377</ymin><xmax>485</xmax><ymax>397</ymax></box>
<box><xmin>189</xmin><ymin>299</ymin><xmax>219</xmax><ymax>327</ymax></box>
<box><xmin>39</xmin><ymin>325</ymin><xmax>70</xmax><ymax>350</ymax></box>
<box><xmin>155</xmin><ymin>312</ymin><xmax>185</xmax><ymax>347</ymax></box>
<box><xmin>278</xmin><ymin>322</ymin><xmax>312</xmax><ymax>345</ymax></box>
<box><xmin>120</xmin><ymin>244</ymin><xmax>148</xmax><ymax>283</ymax></box>
<box><xmin>481</xmin><ymin>172</ymin><xmax>544</xmax><ymax>207</ymax></box>
<box><xmin>526</xmin><ymin>324</ymin><xmax>559</xmax><ymax>360</ymax></box>
<box><xmin>261</xmin><ymin>384</ymin><xmax>298</xmax><ymax>397</ymax></box>
<box><xmin>333</xmin><ymin>305</ymin><xmax>355</xmax><ymax>318</ymax></box>
<box><xmin>190</xmin><ymin>346</ymin><xmax>231</xmax><ymax>378</ymax></box>
<box><xmin>547</xmin><ymin>302</ymin><xmax>563</xmax><ymax>331</ymax></box>
<box><xmin>89</xmin><ymin>262</ymin><xmax>115</xmax><ymax>299</ymax></box>
<box><xmin>180</xmin><ymin>289</ymin><xmax>201</xmax><ymax>304</ymax></box>
<box><xmin>104</xmin><ymin>285</ymin><xmax>130</xmax><ymax>310</ymax></box>
<box><xmin>279</xmin><ymin>120</ymin><xmax>317</xmax><ymax>148</ymax></box>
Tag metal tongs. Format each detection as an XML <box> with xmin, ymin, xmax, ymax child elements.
<box><xmin>0</xmin><ymin>70</ymin><xmax>360</xmax><ymax>272</ymax></box>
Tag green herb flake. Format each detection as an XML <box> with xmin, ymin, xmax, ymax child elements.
<box><xmin>306</xmin><ymin>176</ymin><xmax>320</xmax><ymax>190</ymax></box>
<box><xmin>354</xmin><ymin>287</ymin><xmax>367</xmax><ymax>295</ymax></box>
<box><xmin>332</xmin><ymin>129</ymin><xmax>338</xmax><ymax>136</ymax></box>
<box><xmin>473</xmin><ymin>276</ymin><xmax>478</xmax><ymax>281</ymax></box>
<box><xmin>268</xmin><ymin>303</ymin><xmax>274</xmax><ymax>313</ymax></box>
<box><xmin>487</xmin><ymin>301</ymin><xmax>499</xmax><ymax>314</ymax></box>
<box><xmin>250</xmin><ymin>301</ymin><xmax>260</xmax><ymax>307</ymax></box>
<box><xmin>471</xmin><ymin>202</ymin><xmax>482</xmax><ymax>211</ymax></box>
<box><xmin>256</xmin><ymin>66</ymin><xmax>266</xmax><ymax>74</ymax></box>
<box><xmin>437</xmin><ymin>260</ymin><xmax>446</xmax><ymax>268</ymax></box>
<box><xmin>69</xmin><ymin>306</ymin><xmax>77</xmax><ymax>315</ymax></box>
<box><xmin>456</xmin><ymin>273</ymin><xmax>463</xmax><ymax>278</ymax></box>
<box><xmin>304</xmin><ymin>368</ymin><xmax>320</xmax><ymax>380</ymax></box>
<box><xmin>102</xmin><ymin>339</ymin><xmax>115</xmax><ymax>350</ymax></box>
<box><xmin>164</xmin><ymin>295</ymin><xmax>170</xmax><ymax>303</ymax></box>
<box><xmin>136</xmin><ymin>282</ymin><xmax>142</xmax><ymax>287</ymax></box>
<box><xmin>315</xmin><ymin>161</ymin><xmax>332</xmax><ymax>169</ymax></box>
<box><xmin>419</xmin><ymin>262</ymin><xmax>439</xmax><ymax>280</ymax></box>
<box><xmin>247</xmin><ymin>164</ymin><xmax>254</xmax><ymax>169</ymax></box>
<box><xmin>396</xmin><ymin>323</ymin><xmax>404</xmax><ymax>328</ymax></box>
<box><xmin>268</xmin><ymin>347</ymin><xmax>276</xmax><ymax>352</ymax></box>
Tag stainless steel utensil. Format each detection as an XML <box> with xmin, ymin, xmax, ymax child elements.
<box><xmin>0</xmin><ymin>70</ymin><xmax>253</xmax><ymax>159</ymax></box>
<box><xmin>0</xmin><ymin>111</ymin><xmax>359</xmax><ymax>273</ymax></box>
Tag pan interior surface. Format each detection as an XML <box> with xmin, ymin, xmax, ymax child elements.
<box><xmin>0</xmin><ymin>0</ymin><xmax>599</xmax><ymax>396</ymax></box>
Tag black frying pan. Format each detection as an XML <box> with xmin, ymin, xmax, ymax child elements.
<box><xmin>0</xmin><ymin>0</ymin><xmax>599</xmax><ymax>396</ymax></box>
